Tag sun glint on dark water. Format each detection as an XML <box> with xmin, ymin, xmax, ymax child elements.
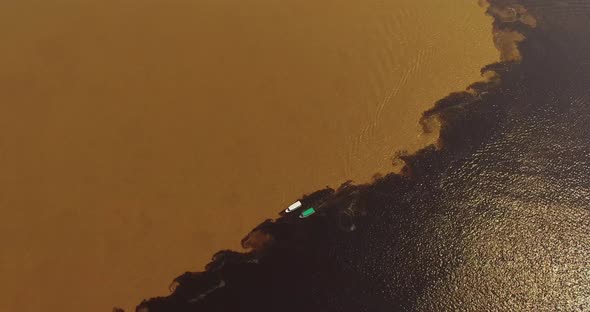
<box><xmin>133</xmin><ymin>0</ymin><xmax>590</xmax><ymax>311</ymax></box>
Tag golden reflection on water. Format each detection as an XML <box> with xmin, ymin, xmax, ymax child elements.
<box><xmin>0</xmin><ymin>1</ymin><xmax>497</xmax><ymax>311</ymax></box>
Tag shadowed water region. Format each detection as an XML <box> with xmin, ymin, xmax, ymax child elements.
<box><xmin>132</xmin><ymin>0</ymin><xmax>590</xmax><ymax>311</ymax></box>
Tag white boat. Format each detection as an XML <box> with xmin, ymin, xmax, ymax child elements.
<box><xmin>284</xmin><ymin>200</ymin><xmax>302</xmax><ymax>213</ymax></box>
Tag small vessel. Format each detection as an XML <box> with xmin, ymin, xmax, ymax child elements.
<box><xmin>299</xmin><ymin>207</ymin><xmax>316</xmax><ymax>218</ymax></box>
<box><xmin>284</xmin><ymin>187</ymin><xmax>334</xmax><ymax>214</ymax></box>
<box><xmin>285</xmin><ymin>200</ymin><xmax>303</xmax><ymax>213</ymax></box>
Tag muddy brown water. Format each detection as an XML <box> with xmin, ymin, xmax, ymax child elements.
<box><xmin>0</xmin><ymin>1</ymin><xmax>497</xmax><ymax>311</ymax></box>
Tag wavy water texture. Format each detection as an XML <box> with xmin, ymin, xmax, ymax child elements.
<box><xmin>130</xmin><ymin>0</ymin><xmax>590</xmax><ymax>311</ymax></box>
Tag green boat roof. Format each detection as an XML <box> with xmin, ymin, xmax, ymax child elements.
<box><xmin>301</xmin><ymin>207</ymin><xmax>316</xmax><ymax>217</ymax></box>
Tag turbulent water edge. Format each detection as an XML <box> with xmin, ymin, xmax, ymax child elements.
<box><xmin>124</xmin><ymin>1</ymin><xmax>590</xmax><ymax>311</ymax></box>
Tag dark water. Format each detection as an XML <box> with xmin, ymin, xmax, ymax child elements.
<box><xmin>132</xmin><ymin>1</ymin><xmax>590</xmax><ymax>311</ymax></box>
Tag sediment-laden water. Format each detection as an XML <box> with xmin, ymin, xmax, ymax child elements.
<box><xmin>134</xmin><ymin>1</ymin><xmax>590</xmax><ymax>311</ymax></box>
<box><xmin>0</xmin><ymin>1</ymin><xmax>497</xmax><ymax>312</ymax></box>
